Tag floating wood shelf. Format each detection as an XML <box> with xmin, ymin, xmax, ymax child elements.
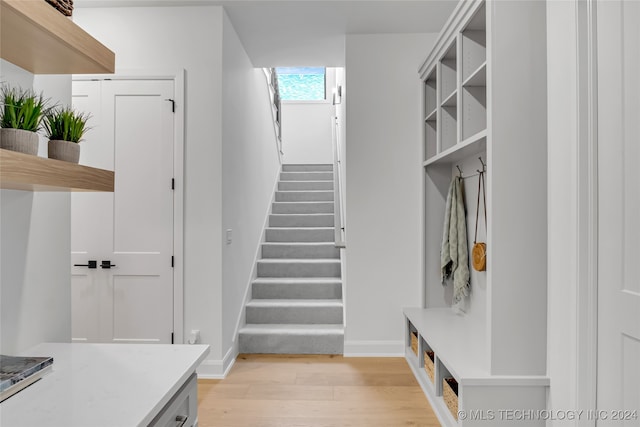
<box><xmin>0</xmin><ymin>0</ymin><xmax>115</xmax><ymax>74</ymax></box>
<box><xmin>0</xmin><ymin>149</ymin><xmax>114</xmax><ymax>192</ymax></box>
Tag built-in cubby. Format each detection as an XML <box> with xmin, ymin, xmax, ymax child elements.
<box><xmin>424</xmin><ymin>70</ymin><xmax>438</xmax><ymax>160</ymax></box>
<box><xmin>440</xmin><ymin>43</ymin><xmax>458</xmax><ymax>102</ymax></box>
<box><xmin>408</xmin><ymin>1</ymin><xmax>549</xmax><ymax>425</ymax></box>
<box><xmin>461</xmin><ymin>4</ymin><xmax>486</xmax><ymax>83</ymax></box>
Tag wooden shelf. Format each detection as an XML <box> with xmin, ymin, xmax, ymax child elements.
<box><xmin>1</xmin><ymin>0</ymin><xmax>115</xmax><ymax>74</ymax></box>
<box><xmin>423</xmin><ymin>129</ymin><xmax>487</xmax><ymax>167</ymax></box>
<box><xmin>0</xmin><ymin>149</ymin><xmax>114</xmax><ymax>192</ymax></box>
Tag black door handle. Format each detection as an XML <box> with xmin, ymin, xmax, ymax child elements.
<box><xmin>74</xmin><ymin>260</ymin><xmax>97</xmax><ymax>269</ymax></box>
<box><xmin>101</xmin><ymin>260</ymin><xmax>116</xmax><ymax>269</ymax></box>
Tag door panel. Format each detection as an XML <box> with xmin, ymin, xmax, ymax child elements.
<box><xmin>70</xmin><ymin>274</ymin><xmax>99</xmax><ymax>342</ymax></box>
<box><xmin>596</xmin><ymin>0</ymin><xmax>640</xmax><ymax>423</ymax></box>
<box><xmin>71</xmin><ymin>79</ymin><xmax>175</xmax><ymax>344</ymax></box>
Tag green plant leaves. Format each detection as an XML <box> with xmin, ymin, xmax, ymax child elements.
<box><xmin>43</xmin><ymin>107</ymin><xmax>91</xmax><ymax>143</ymax></box>
<box><xmin>1</xmin><ymin>85</ymin><xmax>49</xmax><ymax>132</ymax></box>
<box><xmin>1</xmin><ymin>84</ymin><xmax>90</xmax><ymax>143</ymax></box>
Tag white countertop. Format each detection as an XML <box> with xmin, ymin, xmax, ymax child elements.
<box><xmin>0</xmin><ymin>342</ymin><xmax>209</xmax><ymax>427</ymax></box>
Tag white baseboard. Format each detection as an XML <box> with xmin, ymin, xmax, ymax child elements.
<box><xmin>343</xmin><ymin>340</ymin><xmax>404</xmax><ymax>357</ymax></box>
<box><xmin>196</xmin><ymin>346</ymin><xmax>238</xmax><ymax>379</ymax></box>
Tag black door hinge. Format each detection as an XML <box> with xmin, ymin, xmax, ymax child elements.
<box><xmin>171</xmin><ymin>332</ymin><xmax>174</xmax><ymax>344</ymax></box>
<box><xmin>165</xmin><ymin>98</ymin><xmax>175</xmax><ymax>113</ymax></box>
<box><xmin>171</xmin><ymin>178</ymin><xmax>175</xmax><ymax>190</ymax></box>
<box><xmin>171</xmin><ymin>256</ymin><xmax>174</xmax><ymax>268</ymax></box>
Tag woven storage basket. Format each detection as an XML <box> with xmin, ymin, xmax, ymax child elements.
<box><xmin>424</xmin><ymin>351</ymin><xmax>435</xmax><ymax>383</ymax></box>
<box><xmin>443</xmin><ymin>377</ymin><xmax>458</xmax><ymax>420</ymax></box>
<box><xmin>46</xmin><ymin>0</ymin><xmax>73</xmax><ymax>16</ymax></box>
<box><xmin>410</xmin><ymin>331</ymin><xmax>418</xmax><ymax>356</ymax></box>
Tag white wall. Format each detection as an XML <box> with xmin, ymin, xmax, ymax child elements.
<box><xmin>281</xmin><ymin>102</ymin><xmax>333</xmax><ymax>164</ymax></box>
<box><xmin>344</xmin><ymin>33</ymin><xmax>436</xmax><ymax>355</ymax></box>
<box><xmin>74</xmin><ymin>6</ymin><xmax>225</xmax><ymax>366</ymax></box>
<box><xmin>0</xmin><ymin>60</ymin><xmax>72</xmax><ymax>354</ymax></box>
<box><xmin>221</xmin><ymin>11</ymin><xmax>281</xmax><ymax>366</ymax></box>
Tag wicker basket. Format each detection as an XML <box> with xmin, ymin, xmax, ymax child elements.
<box><xmin>424</xmin><ymin>351</ymin><xmax>435</xmax><ymax>383</ymax></box>
<box><xmin>443</xmin><ymin>377</ymin><xmax>458</xmax><ymax>420</ymax></box>
<box><xmin>410</xmin><ymin>331</ymin><xmax>418</xmax><ymax>356</ymax></box>
<box><xmin>45</xmin><ymin>0</ymin><xmax>73</xmax><ymax>17</ymax></box>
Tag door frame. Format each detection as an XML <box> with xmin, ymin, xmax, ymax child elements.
<box><xmin>73</xmin><ymin>69</ymin><xmax>186</xmax><ymax>344</ymax></box>
<box><xmin>573</xmin><ymin>0</ymin><xmax>599</xmax><ymax>421</ymax></box>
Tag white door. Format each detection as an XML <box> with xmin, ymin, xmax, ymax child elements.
<box><xmin>71</xmin><ymin>79</ymin><xmax>175</xmax><ymax>344</ymax></box>
<box><xmin>597</xmin><ymin>1</ymin><xmax>640</xmax><ymax>424</ymax></box>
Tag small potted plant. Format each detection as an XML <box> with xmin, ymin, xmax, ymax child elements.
<box><xmin>0</xmin><ymin>85</ymin><xmax>48</xmax><ymax>155</ymax></box>
<box><xmin>44</xmin><ymin>107</ymin><xmax>91</xmax><ymax>164</ymax></box>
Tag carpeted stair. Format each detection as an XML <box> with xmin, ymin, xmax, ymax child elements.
<box><xmin>238</xmin><ymin>164</ymin><xmax>344</xmax><ymax>354</ymax></box>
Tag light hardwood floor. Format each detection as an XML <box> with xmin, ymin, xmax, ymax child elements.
<box><xmin>197</xmin><ymin>354</ymin><xmax>440</xmax><ymax>427</ymax></box>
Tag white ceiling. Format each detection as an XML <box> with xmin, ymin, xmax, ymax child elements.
<box><xmin>75</xmin><ymin>0</ymin><xmax>457</xmax><ymax>66</ymax></box>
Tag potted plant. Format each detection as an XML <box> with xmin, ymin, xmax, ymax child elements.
<box><xmin>0</xmin><ymin>85</ymin><xmax>48</xmax><ymax>155</ymax></box>
<box><xmin>43</xmin><ymin>107</ymin><xmax>91</xmax><ymax>163</ymax></box>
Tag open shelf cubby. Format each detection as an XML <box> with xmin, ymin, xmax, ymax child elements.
<box><xmin>462</xmin><ymin>85</ymin><xmax>486</xmax><ymax>141</ymax></box>
<box><xmin>413</xmin><ymin>1</ymin><xmax>549</xmax><ymax>425</ymax></box>
<box><xmin>461</xmin><ymin>3</ymin><xmax>486</xmax><ymax>83</ymax></box>
<box><xmin>425</xmin><ymin>120</ymin><xmax>437</xmax><ymax>160</ymax></box>
<box><xmin>440</xmin><ymin>42</ymin><xmax>457</xmax><ymax>103</ymax></box>
<box><xmin>424</xmin><ymin>72</ymin><xmax>438</xmax><ymax>118</ymax></box>
<box><xmin>440</xmin><ymin>106</ymin><xmax>457</xmax><ymax>152</ymax></box>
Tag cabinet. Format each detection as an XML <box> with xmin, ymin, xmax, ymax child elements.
<box><xmin>406</xmin><ymin>1</ymin><xmax>549</xmax><ymax>425</ymax></box>
<box><xmin>0</xmin><ymin>343</ymin><xmax>209</xmax><ymax>427</ymax></box>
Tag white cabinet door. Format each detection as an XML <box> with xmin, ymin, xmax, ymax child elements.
<box><xmin>597</xmin><ymin>0</ymin><xmax>640</xmax><ymax>423</ymax></box>
<box><xmin>71</xmin><ymin>79</ymin><xmax>175</xmax><ymax>344</ymax></box>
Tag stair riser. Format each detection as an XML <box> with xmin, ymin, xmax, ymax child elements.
<box><xmin>252</xmin><ymin>282</ymin><xmax>342</xmax><ymax>299</ymax></box>
<box><xmin>272</xmin><ymin>202</ymin><xmax>334</xmax><ymax>215</ymax></box>
<box><xmin>275</xmin><ymin>191</ymin><xmax>334</xmax><ymax>202</ymax></box>
<box><xmin>265</xmin><ymin>228</ymin><xmax>334</xmax><ymax>243</ymax></box>
<box><xmin>262</xmin><ymin>244</ymin><xmax>339</xmax><ymax>259</ymax></box>
<box><xmin>279</xmin><ymin>181</ymin><xmax>334</xmax><ymax>191</ymax></box>
<box><xmin>269</xmin><ymin>214</ymin><xmax>334</xmax><ymax>228</ymax></box>
<box><xmin>238</xmin><ymin>333</ymin><xmax>343</xmax><ymax>354</ymax></box>
<box><xmin>257</xmin><ymin>261</ymin><xmax>341</xmax><ymax>278</ymax></box>
<box><xmin>282</xmin><ymin>164</ymin><xmax>333</xmax><ymax>172</ymax></box>
<box><xmin>246</xmin><ymin>306</ymin><xmax>343</xmax><ymax>324</ymax></box>
<box><xmin>280</xmin><ymin>172</ymin><xmax>333</xmax><ymax>181</ymax></box>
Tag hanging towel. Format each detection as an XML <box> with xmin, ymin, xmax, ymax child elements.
<box><xmin>440</xmin><ymin>176</ymin><xmax>470</xmax><ymax>313</ymax></box>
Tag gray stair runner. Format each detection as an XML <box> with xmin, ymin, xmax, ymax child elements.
<box><xmin>239</xmin><ymin>164</ymin><xmax>344</xmax><ymax>354</ymax></box>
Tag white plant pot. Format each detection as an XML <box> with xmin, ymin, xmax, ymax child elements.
<box><xmin>0</xmin><ymin>128</ymin><xmax>39</xmax><ymax>155</ymax></box>
<box><xmin>48</xmin><ymin>139</ymin><xmax>80</xmax><ymax>163</ymax></box>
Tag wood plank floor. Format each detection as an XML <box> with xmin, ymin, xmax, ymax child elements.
<box><xmin>197</xmin><ymin>354</ymin><xmax>440</xmax><ymax>427</ymax></box>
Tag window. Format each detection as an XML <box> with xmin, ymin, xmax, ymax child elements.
<box><xmin>275</xmin><ymin>67</ymin><xmax>326</xmax><ymax>101</ymax></box>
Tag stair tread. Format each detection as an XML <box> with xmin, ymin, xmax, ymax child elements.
<box><xmin>270</xmin><ymin>213</ymin><xmax>333</xmax><ymax>216</ymax></box>
<box><xmin>239</xmin><ymin>324</ymin><xmax>344</xmax><ymax>335</ymax></box>
<box><xmin>273</xmin><ymin>200</ymin><xmax>335</xmax><ymax>206</ymax></box>
<box><xmin>276</xmin><ymin>190</ymin><xmax>333</xmax><ymax>193</ymax></box>
<box><xmin>266</xmin><ymin>226</ymin><xmax>334</xmax><ymax>230</ymax></box>
<box><xmin>263</xmin><ymin>242</ymin><xmax>337</xmax><ymax>246</ymax></box>
<box><xmin>247</xmin><ymin>298</ymin><xmax>343</xmax><ymax>306</ymax></box>
<box><xmin>253</xmin><ymin>277</ymin><xmax>341</xmax><ymax>283</ymax></box>
<box><xmin>257</xmin><ymin>258</ymin><xmax>340</xmax><ymax>264</ymax></box>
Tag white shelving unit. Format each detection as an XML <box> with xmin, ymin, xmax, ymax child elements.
<box><xmin>408</xmin><ymin>1</ymin><xmax>549</xmax><ymax>425</ymax></box>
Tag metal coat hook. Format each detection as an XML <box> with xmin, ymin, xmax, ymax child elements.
<box><xmin>456</xmin><ymin>165</ymin><xmax>463</xmax><ymax>177</ymax></box>
<box><xmin>477</xmin><ymin>157</ymin><xmax>486</xmax><ymax>174</ymax></box>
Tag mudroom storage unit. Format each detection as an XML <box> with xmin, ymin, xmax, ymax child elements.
<box><xmin>405</xmin><ymin>1</ymin><xmax>549</xmax><ymax>425</ymax></box>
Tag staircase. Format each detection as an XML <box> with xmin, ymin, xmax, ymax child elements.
<box><xmin>238</xmin><ymin>164</ymin><xmax>344</xmax><ymax>354</ymax></box>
